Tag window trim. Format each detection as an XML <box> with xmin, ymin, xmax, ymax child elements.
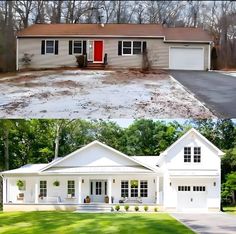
<box><xmin>45</xmin><ymin>40</ymin><xmax>55</xmax><ymax>54</ymax></box>
<box><xmin>194</xmin><ymin>147</ymin><xmax>201</xmax><ymax>163</ymax></box>
<box><xmin>140</xmin><ymin>180</ymin><xmax>148</xmax><ymax>197</ymax></box>
<box><xmin>67</xmin><ymin>180</ymin><xmax>75</xmax><ymax>198</ymax></box>
<box><xmin>121</xmin><ymin>40</ymin><xmax>143</xmax><ymax>56</ymax></box>
<box><xmin>39</xmin><ymin>180</ymin><xmax>47</xmax><ymax>197</ymax></box>
<box><xmin>121</xmin><ymin>180</ymin><xmax>129</xmax><ymax>198</ymax></box>
<box><xmin>73</xmin><ymin>40</ymin><xmax>83</xmax><ymax>55</ymax></box>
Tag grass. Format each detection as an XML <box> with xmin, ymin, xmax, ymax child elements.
<box><xmin>223</xmin><ymin>206</ymin><xmax>236</xmax><ymax>214</ymax></box>
<box><xmin>0</xmin><ymin>211</ymin><xmax>194</xmax><ymax>234</ymax></box>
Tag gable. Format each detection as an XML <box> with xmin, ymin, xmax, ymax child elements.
<box><xmin>164</xmin><ymin>130</ymin><xmax>221</xmax><ymax>170</ymax></box>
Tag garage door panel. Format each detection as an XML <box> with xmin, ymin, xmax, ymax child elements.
<box><xmin>169</xmin><ymin>47</ymin><xmax>204</xmax><ymax>70</ymax></box>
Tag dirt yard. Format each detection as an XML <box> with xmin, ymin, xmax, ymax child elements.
<box><xmin>0</xmin><ymin>69</ymin><xmax>214</xmax><ymax>118</ymax></box>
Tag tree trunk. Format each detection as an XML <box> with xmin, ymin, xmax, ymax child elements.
<box><xmin>3</xmin><ymin>128</ymin><xmax>9</xmax><ymax>170</ymax></box>
<box><xmin>54</xmin><ymin>124</ymin><xmax>60</xmax><ymax>159</ymax></box>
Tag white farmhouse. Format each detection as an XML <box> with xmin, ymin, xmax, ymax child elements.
<box><xmin>1</xmin><ymin>128</ymin><xmax>223</xmax><ymax>212</ymax></box>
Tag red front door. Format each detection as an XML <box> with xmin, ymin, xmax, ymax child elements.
<box><xmin>94</xmin><ymin>41</ymin><xmax>103</xmax><ymax>62</ymax></box>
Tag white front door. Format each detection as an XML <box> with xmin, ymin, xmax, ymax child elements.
<box><xmin>177</xmin><ymin>185</ymin><xmax>207</xmax><ymax>212</ymax></box>
<box><xmin>169</xmin><ymin>47</ymin><xmax>204</xmax><ymax>70</ymax></box>
<box><xmin>90</xmin><ymin>180</ymin><xmax>107</xmax><ymax>202</ymax></box>
<box><xmin>87</xmin><ymin>40</ymin><xmax>94</xmax><ymax>62</ymax></box>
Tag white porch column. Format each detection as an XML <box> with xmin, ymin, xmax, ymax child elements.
<box><xmin>108</xmin><ymin>178</ymin><xmax>112</xmax><ymax>204</ymax></box>
<box><xmin>35</xmin><ymin>179</ymin><xmax>39</xmax><ymax>204</ymax></box>
<box><xmin>156</xmin><ymin>176</ymin><xmax>160</xmax><ymax>204</ymax></box>
<box><xmin>3</xmin><ymin>177</ymin><xmax>7</xmax><ymax>204</ymax></box>
<box><xmin>78</xmin><ymin>177</ymin><xmax>82</xmax><ymax>204</ymax></box>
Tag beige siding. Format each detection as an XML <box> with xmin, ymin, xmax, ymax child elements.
<box><xmin>18</xmin><ymin>37</ymin><xmax>210</xmax><ymax>70</ymax></box>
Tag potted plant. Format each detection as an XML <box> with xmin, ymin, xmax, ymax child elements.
<box><xmin>53</xmin><ymin>180</ymin><xmax>60</xmax><ymax>187</ymax></box>
<box><xmin>104</xmin><ymin>195</ymin><xmax>109</xmax><ymax>203</ymax></box>
<box><xmin>85</xmin><ymin>195</ymin><xmax>91</xmax><ymax>203</ymax></box>
<box><xmin>16</xmin><ymin>180</ymin><xmax>25</xmax><ymax>190</ymax></box>
<box><xmin>39</xmin><ymin>194</ymin><xmax>44</xmax><ymax>200</ymax></box>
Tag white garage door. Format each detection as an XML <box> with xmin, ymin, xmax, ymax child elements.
<box><xmin>177</xmin><ymin>186</ymin><xmax>207</xmax><ymax>212</ymax></box>
<box><xmin>169</xmin><ymin>47</ymin><xmax>204</xmax><ymax>70</ymax></box>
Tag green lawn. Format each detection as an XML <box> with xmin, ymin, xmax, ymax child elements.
<box><xmin>0</xmin><ymin>211</ymin><xmax>194</xmax><ymax>234</ymax></box>
<box><xmin>224</xmin><ymin>206</ymin><xmax>236</xmax><ymax>214</ymax></box>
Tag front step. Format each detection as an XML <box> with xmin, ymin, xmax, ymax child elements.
<box><xmin>76</xmin><ymin>204</ymin><xmax>112</xmax><ymax>213</ymax></box>
<box><xmin>84</xmin><ymin>63</ymin><xmax>106</xmax><ymax>70</ymax></box>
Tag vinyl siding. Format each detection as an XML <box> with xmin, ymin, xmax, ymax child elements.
<box><xmin>18</xmin><ymin>37</ymin><xmax>210</xmax><ymax>70</ymax></box>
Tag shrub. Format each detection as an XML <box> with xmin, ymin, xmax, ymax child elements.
<box><xmin>21</xmin><ymin>53</ymin><xmax>34</xmax><ymax>67</ymax></box>
<box><xmin>75</xmin><ymin>55</ymin><xmax>87</xmax><ymax>68</ymax></box>
<box><xmin>134</xmin><ymin>206</ymin><xmax>139</xmax><ymax>212</ymax></box>
<box><xmin>124</xmin><ymin>205</ymin><xmax>129</xmax><ymax>211</ymax></box>
<box><xmin>144</xmin><ymin>206</ymin><xmax>148</xmax><ymax>212</ymax></box>
<box><xmin>16</xmin><ymin>180</ymin><xmax>25</xmax><ymax>190</ymax></box>
<box><xmin>154</xmin><ymin>207</ymin><xmax>158</xmax><ymax>212</ymax></box>
<box><xmin>115</xmin><ymin>205</ymin><xmax>120</xmax><ymax>211</ymax></box>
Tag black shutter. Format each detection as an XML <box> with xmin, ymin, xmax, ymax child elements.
<box><xmin>41</xmin><ymin>40</ymin><xmax>45</xmax><ymax>54</ymax></box>
<box><xmin>118</xmin><ymin>41</ymin><xmax>122</xmax><ymax>55</ymax></box>
<box><xmin>83</xmin><ymin>40</ymin><xmax>87</xmax><ymax>55</ymax></box>
<box><xmin>69</xmin><ymin>40</ymin><xmax>73</xmax><ymax>55</ymax></box>
<box><xmin>143</xmin><ymin>41</ymin><xmax>147</xmax><ymax>53</ymax></box>
<box><xmin>55</xmin><ymin>40</ymin><xmax>59</xmax><ymax>55</ymax></box>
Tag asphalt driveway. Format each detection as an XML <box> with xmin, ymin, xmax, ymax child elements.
<box><xmin>172</xmin><ymin>213</ymin><xmax>236</xmax><ymax>234</ymax></box>
<box><xmin>170</xmin><ymin>70</ymin><xmax>236</xmax><ymax>117</ymax></box>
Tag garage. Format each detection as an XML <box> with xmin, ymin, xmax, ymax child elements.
<box><xmin>169</xmin><ymin>47</ymin><xmax>204</xmax><ymax>70</ymax></box>
<box><xmin>177</xmin><ymin>185</ymin><xmax>207</xmax><ymax>212</ymax></box>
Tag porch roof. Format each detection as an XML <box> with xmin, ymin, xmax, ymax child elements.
<box><xmin>41</xmin><ymin>166</ymin><xmax>157</xmax><ymax>174</ymax></box>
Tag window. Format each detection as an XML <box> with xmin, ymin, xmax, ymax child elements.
<box><xmin>178</xmin><ymin>186</ymin><xmax>191</xmax><ymax>191</ymax></box>
<box><xmin>67</xmin><ymin>180</ymin><xmax>75</xmax><ymax>197</ymax></box>
<box><xmin>140</xmin><ymin>180</ymin><xmax>148</xmax><ymax>197</ymax></box>
<box><xmin>184</xmin><ymin>147</ymin><xmax>191</xmax><ymax>162</ymax></box>
<box><xmin>40</xmin><ymin>181</ymin><xmax>47</xmax><ymax>197</ymax></box>
<box><xmin>122</xmin><ymin>41</ymin><xmax>143</xmax><ymax>55</ymax></box>
<box><xmin>90</xmin><ymin>181</ymin><xmax>93</xmax><ymax>195</ymax></box>
<box><xmin>121</xmin><ymin>181</ymin><xmax>129</xmax><ymax>198</ymax></box>
<box><xmin>46</xmin><ymin>40</ymin><xmax>54</xmax><ymax>54</ymax></box>
<box><xmin>122</xmin><ymin>41</ymin><xmax>132</xmax><ymax>55</ymax></box>
<box><xmin>130</xmin><ymin>180</ymin><xmax>138</xmax><ymax>197</ymax></box>
<box><xmin>193</xmin><ymin>186</ymin><xmax>205</xmax><ymax>192</ymax></box>
<box><xmin>73</xmin><ymin>41</ymin><xmax>82</xmax><ymax>54</ymax></box>
<box><xmin>194</xmin><ymin>147</ymin><xmax>201</xmax><ymax>163</ymax></box>
<box><xmin>96</xmin><ymin>181</ymin><xmax>102</xmax><ymax>195</ymax></box>
<box><xmin>133</xmin><ymin>41</ymin><xmax>142</xmax><ymax>54</ymax></box>
<box><xmin>105</xmin><ymin>181</ymin><xmax>107</xmax><ymax>195</ymax></box>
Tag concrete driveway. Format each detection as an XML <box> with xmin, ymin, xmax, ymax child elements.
<box><xmin>172</xmin><ymin>213</ymin><xmax>236</xmax><ymax>234</ymax></box>
<box><xmin>170</xmin><ymin>70</ymin><xmax>236</xmax><ymax>117</ymax></box>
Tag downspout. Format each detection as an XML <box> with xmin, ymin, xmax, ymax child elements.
<box><xmin>208</xmin><ymin>42</ymin><xmax>211</xmax><ymax>71</ymax></box>
<box><xmin>16</xmin><ymin>36</ymin><xmax>19</xmax><ymax>71</ymax></box>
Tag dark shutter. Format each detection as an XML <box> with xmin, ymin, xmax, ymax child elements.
<box><xmin>83</xmin><ymin>40</ymin><xmax>87</xmax><ymax>55</ymax></box>
<box><xmin>55</xmin><ymin>40</ymin><xmax>59</xmax><ymax>55</ymax></box>
<box><xmin>143</xmin><ymin>41</ymin><xmax>147</xmax><ymax>53</ymax></box>
<box><xmin>118</xmin><ymin>41</ymin><xmax>122</xmax><ymax>55</ymax></box>
<box><xmin>69</xmin><ymin>40</ymin><xmax>72</xmax><ymax>55</ymax></box>
<box><xmin>41</xmin><ymin>40</ymin><xmax>45</xmax><ymax>54</ymax></box>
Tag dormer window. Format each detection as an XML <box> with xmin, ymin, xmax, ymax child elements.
<box><xmin>184</xmin><ymin>147</ymin><xmax>191</xmax><ymax>162</ymax></box>
<box><xmin>194</xmin><ymin>147</ymin><xmax>201</xmax><ymax>163</ymax></box>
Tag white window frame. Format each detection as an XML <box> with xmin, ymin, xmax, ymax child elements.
<box><xmin>45</xmin><ymin>40</ymin><xmax>55</xmax><ymax>54</ymax></box>
<box><xmin>121</xmin><ymin>180</ymin><xmax>129</xmax><ymax>198</ymax></box>
<box><xmin>122</xmin><ymin>41</ymin><xmax>143</xmax><ymax>56</ymax></box>
<box><xmin>73</xmin><ymin>40</ymin><xmax>82</xmax><ymax>55</ymax></box>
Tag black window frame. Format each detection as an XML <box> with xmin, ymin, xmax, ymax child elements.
<box><xmin>67</xmin><ymin>180</ymin><xmax>75</xmax><ymax>197</ymax></box>
<box><xmin>178</xmin><ymin>186</ymin><xmax>191</xmax><ymax>191</ymax></box>
<box><xmin>184</xmin><ymin>147</ymin><xmax>191</xmax><ymax>163</ymax></box>
<box><xmin>40</xmin><ymin>180</ymin><xmax>47</xmax><ymax>197</ymax></box>
<box><xmin>121</xmin><ymin>180</ymin><xmax>129</xmax><ymax>198</ymax></box>
<box><xmin>194</xmin><ymin>147</ymin><xmax>201</xmax><ymax>163</ymax></box>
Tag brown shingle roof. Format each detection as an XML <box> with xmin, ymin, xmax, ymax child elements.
<box><xmin>17</xmin><ymin>23</ymin><xmax>212</xmax><ymax>42</ymax></box>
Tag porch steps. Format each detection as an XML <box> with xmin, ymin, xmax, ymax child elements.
<box><xmin>76</xmin><ymin>204</ymin><xmax>112</xmax><ymax>213</ymax></box>
<box><xmin>84</xmin><ymin>63</ymin><xmax>106</xmax><ymax>70</ymax></box>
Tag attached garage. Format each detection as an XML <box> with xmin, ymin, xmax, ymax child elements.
<box><xmin>177</xmin><ymin>185</ymin><xmax>207</xmax><ymax>212</ymax></box>
<box><xmin>169</xmin><ymin>47</ymin><xmax>204</xmax><ymax>70</ymax></box>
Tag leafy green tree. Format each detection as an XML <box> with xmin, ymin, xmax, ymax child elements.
<box><xmin>222</xmin><ymin>172</ymin><xmax>236</xmax><ymax>205</ymax></box>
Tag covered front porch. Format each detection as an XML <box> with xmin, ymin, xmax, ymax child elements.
<box><xmin>3</xmin><ymin>174</ymin><xmax>163</xmax><ymax>208</ymax></box>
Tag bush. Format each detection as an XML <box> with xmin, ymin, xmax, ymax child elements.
<box><xmin>124</xmin><ymin>205</ymin><xmax>129</xmax><ymax>211</ymax></box>
<box><xmin>21</xmin><ymin>53</ymin><xmax>34</xmax><ymax>67</ymax></box>
<box><xmin>134</xmin><ymin>206</ymin><xmax>139</xmax><ymax>212</ymax></box>
<box><xmin>75</xmin><ymin>55</ymin><xmax>87</xmax><ymax>68</ymax></box>
<box><xmin>115</xmin><ymin>205</ymin><xmax>120</xmax><ymax>211</ymax></box>
<box><xmin>154</xmin><ymin>207</ymin><xmax>158</xmax><ymax>212</ymax></box>
<box><xmin>144</xmin><ymin>206</ymin><xmax>148</xmax><ymax>212</ymax></box>
<box><xmin>53</xmin><ymin>181</ymin><xmax>60</xmax><ymax>186</ymax></box>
